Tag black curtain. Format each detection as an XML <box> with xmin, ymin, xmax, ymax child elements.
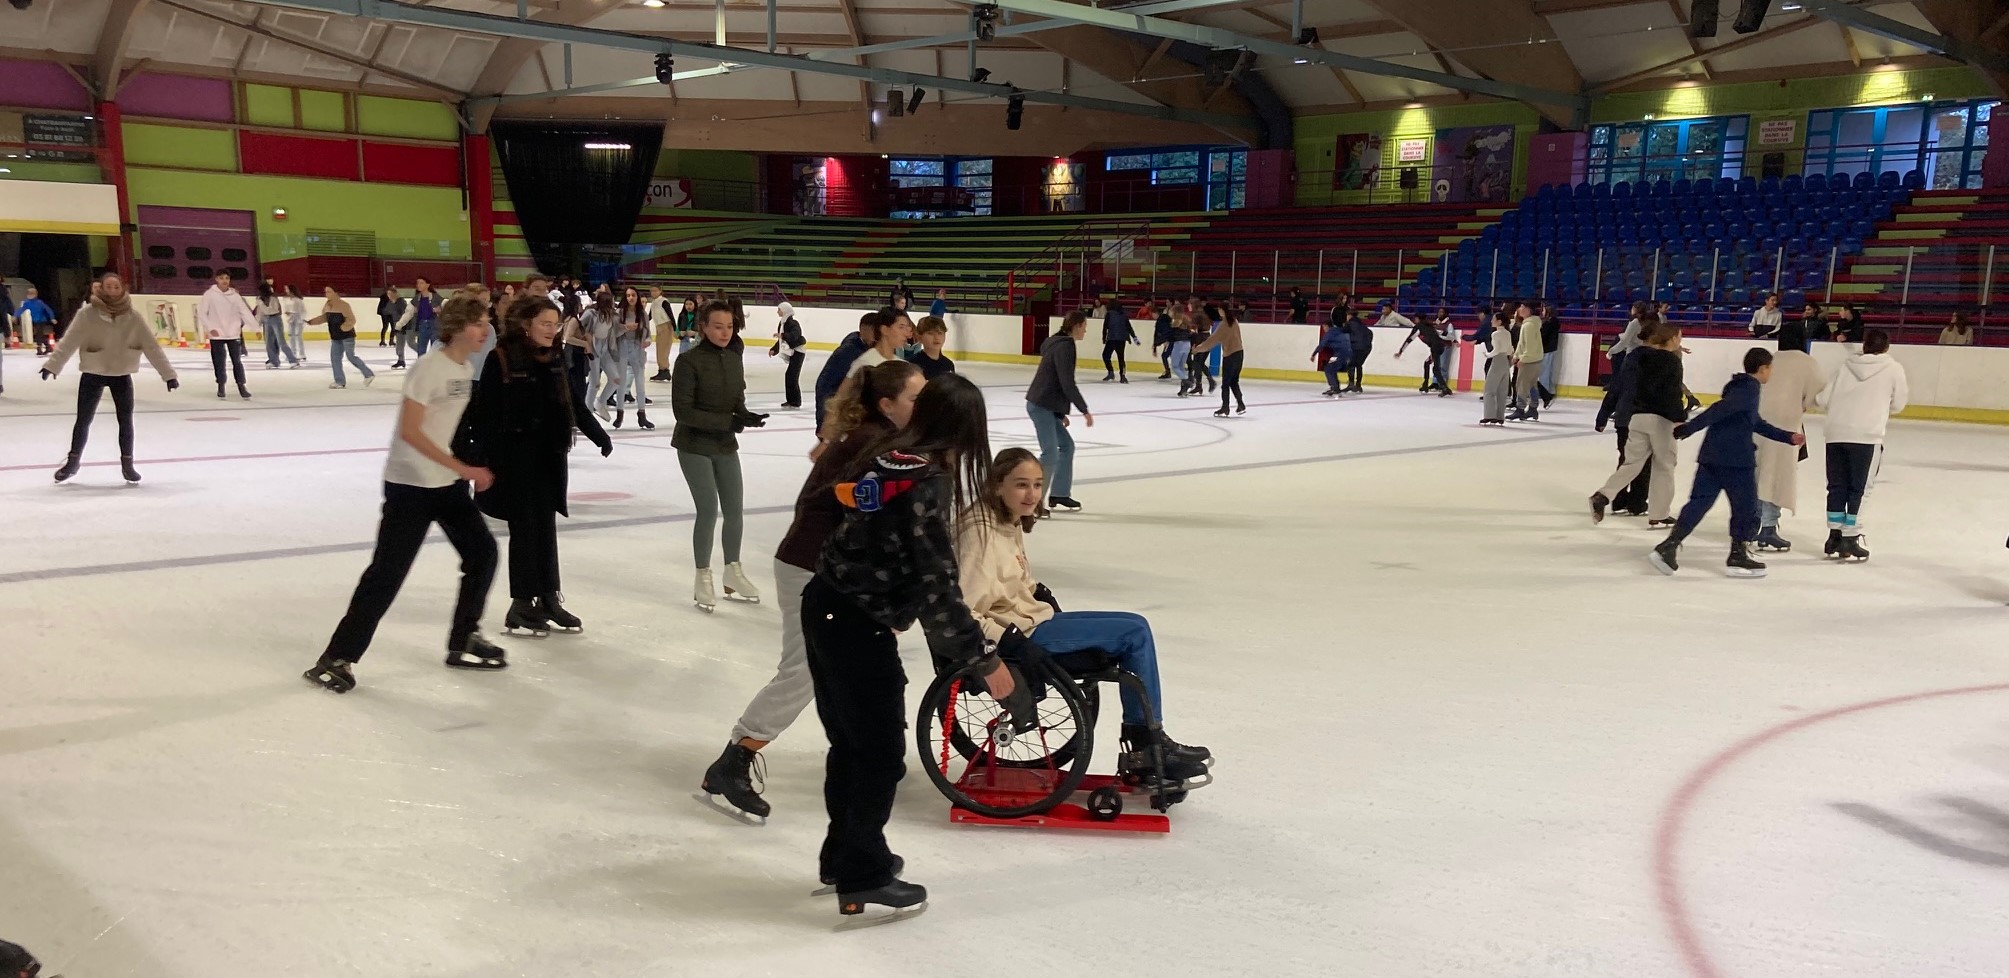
<box><xmin>492</xmin><ymin>122</ymin><xmax>664</xmax><ymax>270</ymax></box>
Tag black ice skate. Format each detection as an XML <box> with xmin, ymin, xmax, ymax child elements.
<box><xmin>698</xmin><ymin>743</ymin><xmax>771</xmax><ymax>825</ymax></box>
<box><xmin>835</xmin><ymin>880</ymin><xmax>928</xmax><ymax>929</ymax></box>
<box><xmin>1724</xmin><ymin>541</ymin><xmax>1767</xmax><ymax>579</ymax></box>
<box><xmin>1650</xmin><ymin>537</ymin><xmax>1682</xmax><ymax>576</ymax></box>
<box><xmin>1754</xmin><ymin>527</ymin><xmax>1792</xmax><ymax>553</ymax></box>
<box><xmin>1589</xmin><ymin>492</ymin><xmax>1609</xmax><ymax>524</ymax></box>
<box><xmin>539</xmin><ymin>593</ymin><xmax>584</xmax><ymax>632</ymax></box>
<box><xmin>120</xmin><ymin>456</ymin><xmax>142</xmax><ymax>484</ymax></box>
<box><xmin>503</xmin><ymin>598</ymin><xmax>551</xmax><ymax>637</ymax></box>
<box><xmin>304</xmin><ymin>655</ymin><xmax>357</xmax><ymax>693</ymax></box>
<box><xmin>53</xmin><ymin>453</ymin><xmax>80</xmax><ymax>483</ymax></box>
<box><xmin>1824</xmin><ymin>528</ymin><xmax>1844</xmax><ymax>559</ymax></box>
<box><xmin>817</xmin><ymin>855</ymin><xmax>903</xmax><ymax>896</ymax></box>
<box><xmin>1047</xmin><ymin>496</ymin><xmax>1082</xmax><ymax>512</ymax></box>
<box><xmin>444</xmin><ymin>633</ymin><xmax>508</xmax><ymax>669</ymax></box>
<box><xmin>1837</xmin><ymin>534</ymin><xmax>1870</xmax><ymax>563</ymax></box>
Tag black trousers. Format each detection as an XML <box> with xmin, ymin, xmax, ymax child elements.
<box><xmin>802</xmin><ymin>576</ymin><xmax>907</xmax><ymax>893</ymax></box>
<box><xmin>325</xmin><ymin>481</ymin><xmax>497</xmax><ymax>660</ymax></box>
<box><xmin>1825</xmin><ymin>442</ymin><xmax>1880</xmax><ymax>525</ymax></box>
<box><xmin>1102</xmin><ymin>339</ymin><xmax>1128</xmax><ymax>377</ymax></box>
<box><xmin>564</xmin><ymin>346</ymin><xmax>591</xmax><ymax>414</ymax></box>
<box><xmin>783</xmin><ymin>352</ymin><xmax>805</xmax><ymax>407</ymax></box>
<box><xmin>1348</xmin><ymin>348</ymin><xmax>1371</xmax><ymax>389</ymax></box>
<box><xmin>1218</xmin><ymin>350</ymin><xmax>1245</xmax><ymax>412</ymax></box>
<box><xmin>1609</xmin><ymin>424</ymin><xmax>1651</xmax><ymax>512</ymax></box>
<box><xmin>1159</xmin><ymin>346</ymin><xmax>1172</xmax><ymax>374</ymax></box>
<box><xmin>506</xmin><ymin>505</ymin><xmax>561</xmax><ymax>599</ymax></box>
<box><xmin>209</xmin><ymin>338</ymin><xmax>246</xmax><ymax>386</ymax></box>
<box><xmin>69</xmin><ymin>373</ymin><xmax>135</xmax><ymax>458</ymax></box>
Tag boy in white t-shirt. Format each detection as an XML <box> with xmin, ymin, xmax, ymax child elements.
<box><xmin>306</xmin><ymin>295</ymin><xmax>504</xmax><ymax>692</ymax></box>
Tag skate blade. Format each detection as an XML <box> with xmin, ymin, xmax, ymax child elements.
<box><xmin>690</xmin><ymin>792</ymin><xmax>766</xmax><ymax>826</ymax></box>
<box><xmin>501</xmin><ymin>626</ymin><xmax>550</xmax><ymax>638</ymax></box>
<box><xmin>1649</xmin><ymin>554</ymin><xmax>1677</xmax><ymax>576</ymax></box>
<box><xmin>811</xmin><ymin>882</ymin><xmax>837</xmax><ymax>897</ymax></box>
<box><xmin>694</xmin><ymin>603</ymin><xmax>716</xmax><ymax>614</ymax></box>
<box><xmin>724</xmin><ymin>592</ymin><xmax>760</xmax><ymax>604</ymax></box>
<box><xmin>834</xmin><ymin>902</ymin><xmax>926</xmax><ymax>931</ymax></box>
<box><xmin>1723</xmin><ymin>567</ymin><xmax>1768</xmax><ymax>578</ymax></box>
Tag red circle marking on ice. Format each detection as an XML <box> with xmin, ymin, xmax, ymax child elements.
<box><xmin>1655</xmin><ymin>681</ymin><xmax>2009</xmax><ymax>978</ymax></box>
<box><xmin>569</xmin><ymin>491</ymin><xmax>632</xmax><ymax>502</ymax></box>
<box><xmin>186</xmin><ymin>416</ymin><xmax>241</xmax><ymax>422</ymax></box>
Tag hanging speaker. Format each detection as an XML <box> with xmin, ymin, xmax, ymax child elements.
<box><xmin>908</xmin><ymin>88</ymin><xmax>926</xmax><ymax>114</ymax></box>
<box><xmin>887</xmin><ymin>90</ymin><xmax>905</xmax><ymax>117</ymax></box>
<box><xmin>1732</xmin><ymin>0</ymin><xmax>1768</xmax><ymax>34</ymax></box>
<box><xmin>1690</xmin><ymin>0</ymin><xmax>1718</xmax><ymax>38</ymax></box>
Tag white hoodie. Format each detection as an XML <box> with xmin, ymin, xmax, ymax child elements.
<box><xmin>1817</xmin><ymin>352</ymin><xmax>1909</xmax><ymax>444</ymax></box>
<box><xmin>197</xmin><ymin>284</ymin><xmax>257</xmax><ymax>341</ymax></box>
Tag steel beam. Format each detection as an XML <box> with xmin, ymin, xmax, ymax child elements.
<box><xmin>241</xmin><ymin>0</ymin><xmax>1251</xmax><ymax>128</ymax></box>
<box><xmin>1112</xmin><ymin>0</ymin><xmax>1259</xmax><ymax>15</ymax></box>
<box><xmin>951</xmin><ymin>0</ymin><xmax>1583</xmax><ymax>108</ymax></box>
<box><xmin>1801</xmin><ymin>0</ymin><xmax>2009</xmax><ymax>75</ymax></box>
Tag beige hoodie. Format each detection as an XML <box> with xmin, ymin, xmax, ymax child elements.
<box><xmin>955</xmin><ymin>515</ymin><xmax>1056</xmax><ymax>643</ymax></box>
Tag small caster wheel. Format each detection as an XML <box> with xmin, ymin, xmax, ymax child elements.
<box><xmin>1086</xmin><ymin>787</ymin><xmax>1123</xmax><ymax>821</ymax></box>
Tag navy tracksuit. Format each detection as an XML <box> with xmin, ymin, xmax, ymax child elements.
<box><xmin>1670</xmin><ymin>373</ymin><xmax>1796</xmax><ymax>543</ymax></box>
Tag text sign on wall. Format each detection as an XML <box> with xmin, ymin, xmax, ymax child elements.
<box><xmin>1758</xmin><ymin>119</ymin><xmax>1797</xmax><ymax>146</ymax></box>
<box><xmin>23</xmin><ymin>114</ymin><xmax>95</xmax><ymax>162</ymax></box>
<box><xmin>1397</xmin><ymin>138</ymin><xmax>1429</xmax><ymax>162</ymax></box>
<box><xmin>642</xmin><ymin>178</ymin><xmax>694</xmax><ymax>209</ymax></box>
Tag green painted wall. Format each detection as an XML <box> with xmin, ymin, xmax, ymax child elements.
<box><xmin>299</xmin><ymin>89</ymin><xmax>345</xmax><ymax>132</ymax></box>
<box><xmin>122</xmin><ymin>122</ymin><xmax>236</xmax><ymax>171</ymax></box>
<box><xmin>0</xmin><ymin>160</ymin><xmax>102</xmax><ymax>183</ymax></box>
<box><xmin>655</xmin><ymin>148</ymin><xmax>758</xmax><ymax>183</ymax></box>
<box><xmin>1294</xmin><ymin>102</ymin><xmax>1541</xmax><ymax>207</ymax></box>
<box><xmin>243</xmin><ymin>84</ymin><xmax>294</xmax><ymax>128</ymax></box>
<box><xmin>125</xmin><ymin>168</ymin><xmax>470</xmax><ymax>259</ymax></box>
<box><xmin>356</xmin><ymin>96</ymin><xmax>459</xmax><ymax>140</ymax></box>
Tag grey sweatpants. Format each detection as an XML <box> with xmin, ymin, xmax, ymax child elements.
<box><xmin>1481</xmin><ymin>354</ymin><xmax>1513</xmax><ymax>421</ymax></box>
<box><xmin>1514</xmin><ymin>354</ymin><xmax>1546</xmax><ymax>412</ymax></box>
<box><xmin>1597</xmin><ymin>414</ymin><xmax>1678</xmax><ymax>520</ymax></box>
<box><xmin>730</xmin><ymin>560</ymin><xmax>816</xmax><ymax>744</ymax></box>
<box><xmin>679</xmin><ymin>449</ymin><xmax>744</xmax><ymax>567</ymax></box>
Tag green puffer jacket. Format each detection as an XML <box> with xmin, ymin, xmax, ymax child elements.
<box><xmin>671</xmin><ymin>336</ymin><xmax>749</xmax><ymax>455</ymax></box>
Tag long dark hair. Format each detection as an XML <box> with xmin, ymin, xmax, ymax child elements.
<box><xmin>846</xmin><ymin>373</ymin><xmax>989</xmax><ymax>527</ymax></box>
<box><xmin>260</xmin><ymin>281</ymin><xmax>277</xmax><ymax>303</ymax></box>
<box><xmin>496</xmin><ymin>295</ymin><xmax>575</xmax><ymax>431</ymax></box>
<box><xmin>829</xmin><ymin>358</ymin><xmax>920</xmax><ymax>441</ymax></box>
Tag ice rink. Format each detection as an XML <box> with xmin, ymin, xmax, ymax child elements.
<box><xmin>4</xmin><ymin>341</ymin><xmax>2009</xmax><ymax>978</ymax></box>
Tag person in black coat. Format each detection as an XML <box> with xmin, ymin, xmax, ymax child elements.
<box><xmin>1288</xmin><ymin>287</ymin><xmax>1310</xmax><ymax>324</ymax></box>
<box><xmin>771</xmin><ymin>301</ymin><xmax>807</xmax><ymax>408</ymax></box>
<box><xmin>1099</xmin><ymin>298</ymin><xmax>1139</xmax><ymax>383</ymax></box>
<box><xmin>1151</xmin><ymin>300</ymin><xmax>1174</xmax><ymax>379</ymax></box>
<box><xmin>1344</xmin><ymin>311</ymin><xmax>1375</xmax><ymax>393</ymax></box>
<box><xmin>457</xmin><ymin>296</ymin><xmax>613</xmax><ymax>635</ymax></box>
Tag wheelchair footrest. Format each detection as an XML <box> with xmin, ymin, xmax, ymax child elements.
<box><xmin>947</xmin><ymin>776</ymin><xmax>1171</xmax><ymax>834</ymax></box>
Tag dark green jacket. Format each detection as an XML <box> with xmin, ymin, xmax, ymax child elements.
<box><xmin>671</xmin><ymin>337</ymin><xmax>748</xmax><ymax>455</ymax></box>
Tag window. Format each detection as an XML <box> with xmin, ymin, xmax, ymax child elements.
<box><xmin>1108</xmin><ymin>154</ymin><xmax>1152</xmax><ymax>170</ymax></box>
<box><xmin>889</xmin><ymin>156</ymin><xmax>993</xmax><ymax>217</ymax></box>
<box><xmin>890</xmin><ymin>159</ymin><xmax>945</xmax><ymax>176</ymax></box>
<box><xmin>1205</xmin><ymin>147</ymin><xmax>1246</xmax><ymax>212</ymax></box>
<box><xmin>222</xmin><ymin>247</ymin><xmax>249</xmax><ymax>262</ymax></box>
<box><xmin>1153</xmin><ymin>167</ymin><xmax>1199</xmax><ymax>185</ymax></box>
<box><xmin>147</xmin><ymin>245</ymin><xmax>174</xmax><ymax>259</ymax></box>
<box><xmin>1585</xmin><ymin>115</ymin><xmax>1749</xmax><ymax>185</ymax></box>
<box><xmin>184</xmin><ymin>246</ymin><xmax>212</xmax><ymax>261</ymax></box>
<box><xmin>1803</xmin><ymin>99</ymin><xmax>1998</xmax><ymax>190</ymax></box>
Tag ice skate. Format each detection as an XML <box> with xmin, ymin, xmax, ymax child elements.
<box><xmin>1823</xmin><ymin>528</ymin><xmax>1844</xmax><ymax>559</ymax></box>
<box><xmin>721</xmin><ymin>562</ymin><xmax>761</xmax><ymax>603</ymax></box>
<box><xmin>698</xmin><ymin>743</ymin><xmax>770</xmax><ymax>824</ymax></box>
<box><xmin>835</xmin><ymin>880</ymin><xmax>928</xmax><ymax>930</ymax></box>
<box><xmin>303</xmin><ymin>654</ymin><xmax>356</xmax><ymax>693</ymax></box>
<box><xmin>1047</xmin><ymin>496</ymin><xmax>1081</xmax><ymax>512</ymax></box>
<box><xmin>612</xmin><ymin>408</ymin><xmax>623</xmax><ymax>429</ymax></box>
<box><xmin>1588</xmin><ymin>492</ymin><xmax>1609</xmax><ymax>524</ymax></box>
<box><xmin>636</xmin><ymin>410</ymin><xmax>655</xmax><ymax>430</ymax></box>
<box><xmin>502</xmin><ymin>598</ymin><xmax>551</xmax><ymax>637</ymax></box>
<box><xmin>238</xmin><ymin>383</ymin><xmax>252</xmax><ymax>399</ymax></box>
<box><xmin>1838</xmin><ymin>534</ymin><xmax>1870</xmax><ymax>563</ymax></box>
<box><xmin>1212</xmin><ymin>407</ymin><xmax>1229</xmax><ymax>418</ymax></box>
<box><xmin>693</xmin><ymin>568</ymin><xmax>718</xmax><ymax>613</ymax></box>
<box><xmin>1650</xmin><ymin>537</ymin><xmax>1681</xmax><ymax>576</ymax></box>
<box><xmin>816</xmin><ymin>855</ymin><xmax>903</xmax><ymax>896</ymax></box>
<box><xmin>1724</xmin><ymin>541</ymin><xmax>1767</xmax><ymax>578</ymax></box>
<box><xmin>53</xmin><ymin>453</ymin><xmax>80</xmax><ymax>483</ymax></box>
<box><xmin>444</xmin><ymin>633</ymin><xmax>508</xmax><ymax>669</ymax></box>
<box><xmin>1754</xmin><ymin>527</ymin><xmax>1792</xmax><ymax>553</ymax></box>
<box><xmin>119</xmin><ymin>457</ymin><xmax>142</xmax><ymax>484</ymax></box>
<box><xmin>539</xmin><ymin>593</ymin><xmax>583</xmax><ymax>632</ymax></box>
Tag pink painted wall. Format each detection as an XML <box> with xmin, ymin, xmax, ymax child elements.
<box><xmin>0</xmin><ymin>58</ymin><xmax>92</xmax><ymax>111</ymax></box>
<box><xmin>117</xmin><ymin>72</ymin><xmax>235</xmax><ymax>122</ymax></box>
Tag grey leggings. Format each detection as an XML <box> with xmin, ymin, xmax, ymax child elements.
<box><xmin>679</xmin><ymin>449</ymin><xmax>744</xmax><ymax>567</ymax></box>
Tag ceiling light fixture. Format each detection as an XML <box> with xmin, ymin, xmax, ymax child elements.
<box><xmin>641</xmin><ymin>0</ymin><xmax>665</xmax><ymax>7</ymax></box>
<box><xmin>584</xmin><ymin>142</ymin><xmax>632</xmax><ymax>150</ymax></box>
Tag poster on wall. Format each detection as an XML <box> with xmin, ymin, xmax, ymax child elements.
<box><xmin>1431</xmin><ymin>124</ymin><xmax>1516</xmax><ymax>203</ymax></box>
<box><xmin>1397</xmin><ymin>138</ymin><xmax>1429</xmax><ymax>163</ymax></box>
<box><xmin>1757</xmin><ymin>119</ymin><xmax>1797</xmax><ymax>146</ymax></box>
<box><xmin>1045</xmin><ymin>160</ymin><xmax>1085</xmax><ymax>213</ymax></box>
<box><xmin>23</xmin><ymin>114</ymin><xmax>95</xmax><ymax>162</ymax></box>
<box><xmin>1333</xmin><ymin>133</ymin><xmax>1384</xmax><ymax>190</ymax></box>
<box><xmin>794</xmin><ymin>160</ymin><xmax>826</xmax><ymax>217</ymax></box>
<box><xmin>641</xmin><ymin>178</ymin><xmax>694</xmax><ymax>209</ymax></box>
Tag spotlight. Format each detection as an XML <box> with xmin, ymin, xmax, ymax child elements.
<box><xmin>972</xmin><ymin>4</ymin><xmax>999</xmax><ymax>42</ymax></box>
<box><xmin>641</xmin><ymin>0</ymin><xmax>665</xmax><ymax>7</ymax></box>
<box><xmin>971</xmin><ymin>67</ymin><xmax>992</xmax><ymax>84</ymax></box>
<box><xmin>888</xmin><ymin>89</ymin><xmax>905</xmax><ymax>117</ymax></box>
<box><xmin>1732</xmin><ymin>0</ymin><xmax>1767</xmax><ymax>33</ymax></box>
<box><xmin>908</xmin><ymin>87</ymin><xmax>926</xmax><ymax>113</ymax></box>
<box><xmin>1006</xmin><ymin>92</ymin><xmax>1024</xmax><ymax>131</ymax></box>
<box><xmin>1690</xmin><ymin>0</ymin><xmax>1717</xmax><ymax>38</ymax></box>
<box><xmin>654</xmin><ymin>51</ymin><xmax>674</xmax><ymax>84</ymax></box>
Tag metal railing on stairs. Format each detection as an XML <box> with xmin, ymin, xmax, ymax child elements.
<box><xmin>1004</xmin><ymin>218</ymin><xmax>1158</xmax><ymax>313</ymax></box>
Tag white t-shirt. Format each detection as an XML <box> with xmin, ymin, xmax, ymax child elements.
<box><xmin>383</xmin><ymin>350</ymin><xmax>476</xmax><ymax>488</ymax></box>
<box><xmin>846</xmin><ymin>347</ymin><xmax>889</xmax><ymax>379</ymax></box>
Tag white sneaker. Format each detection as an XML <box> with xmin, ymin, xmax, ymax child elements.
<box><xmin>693</xmin><ymin>568</ymin><xmax>717</xmax><ymax>612</ymax></box>
<box><xmin>723</xmin><ymin>562</ymin><xmax>761</xmax><ymax>603</ymax></box>
<box><xmin>364</xmin><ymin>376</ymin><xmax>375</xmax><ymax>388</ymax></box>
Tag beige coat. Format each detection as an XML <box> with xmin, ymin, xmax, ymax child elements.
<box><xmin>44</xmin><ymin>303</ymin><xmax>177</xmax><ymax>381</ymax></box>
<box><xmin>1755</xmin><ymin>349</ymin><xmax>1825</xmax><ymax>511</ymax></box>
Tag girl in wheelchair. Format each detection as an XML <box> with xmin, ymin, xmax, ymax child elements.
<box><xmin>957</xmin><ymin>447</ymin><xmax>1211</xmax><ymax>781</ymax></box>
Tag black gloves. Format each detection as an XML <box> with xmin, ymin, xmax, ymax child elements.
<box><xmin>598</xmin><ymin>440</ymin><xmax>614</xmax><ymax>457</ymax></box>
<box><xmin>731</xmin><ymin>409</ymin><xmax>769</xmax><ymax>432</ymax></box>
<box><xmin>166</xmin><ymin>378</ymin><xmax>180</xmax><ymax>392</ymax></box>
<box><xmin>1033</xmin><ymin>582</ymin><xmax>1063</xmax><ymax>613</ymax></box>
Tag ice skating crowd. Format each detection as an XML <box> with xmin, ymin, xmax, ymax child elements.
<box><xmin>12</xmin><ymin>267</ymin><xmax>1916</xmax><ymax>931</ymax></box>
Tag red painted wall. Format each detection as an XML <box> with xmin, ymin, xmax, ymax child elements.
<box><xmin>822</xmin><ymin>155</ymin><xmax>890</xmax><ymax>217</ymax></box>
<box><xmin>237</xmin><ymin>131</ymin><xmax>361</xmax><ymax>181</ymax></box>
<box><xmin>363</xmin><ymin>141</ymin><xmax>461</xmax><ymax>187</ymax></box>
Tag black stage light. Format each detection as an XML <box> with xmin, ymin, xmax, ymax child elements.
<box><xmin>888</xmin><ymin>89</ymin><xmax>905</xmax><ymax>117</ymax></box>
<box><xmin>1690</xmin><ymin>0</ymin><xmax>1718</xmax><ymax>38</ymax></box>
<box><xmin>908</xmin><ymin>87</ymin><xmax>926</xmax><ymax>113</ymax></box>
<box><xmin>1005</xmin><ymin>93</ymin><xmax>1024</xmax><ymax>131</ymax></box>
<box><xmin>654</xmin><ymin>51</ymin><xmax>674</xmax><ymax>84</ymax></box>
<box><xmin>971</xmin><ymin>67</ymin><xmax>992</xmax><ymax>83</ymax></box>
<box><xmin>1732</xmin><ymin>0</ymin><xmax>1768</xmax><ymax>34</ymax></box>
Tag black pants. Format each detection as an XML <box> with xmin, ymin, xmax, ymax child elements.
<box><xmin>325</xmin><ymin>481</ymin><xmax>497</xmax><ymax>660</ymax></box>
<box><xmin>802</xmin><ymin>576</ymin><xmax>907</xmax><ymax>892</ymax></box>
<box><xmin>783</xmin><ymin>352</ymin><xmax>805</xmax><ymax>407</ymax></box>
<box><xmin>1218</xmin><ymin>350</ymin><xmax>1245</xmax><ymax>412</ymax></box>
<box><xmin>210</xmin><ymin>338</ymin><xmax>246</xmax><ymax>387</ymax></box>
<box><xmin>1102</xmin><ymin>340</ymin><xmax>1127</xmax><ymax>378</ymax></box>
<box><xmin>1348</xmin><ymin>348</ymin><xmax>1370</xmax><ymax>390</ymax></box>
<box><xmin>1159</xmin><ymin>346</ymin><xmax>1172</xmax><ymax>374</ymax></box>
<box><xmin>69</xmin><ymin>373</ymin><xmax>135</xmax><ymax>458</ymax></box>
<box><xmin>379</xmin><ymin>316</ymin><xmax>394</xmax><ymax>345</ymax></box>
<box><xmin>1610</xmin><ymin>424</ymin><xmax>1651</xmax><ymax>512</ymax></box>
<box><xmin>1825</xmin><ymin>442</ymin><xmax>1880</xmax><ymax>527</ymax></box>
<box><xmin>565</xmin><ymin>346</ymin><xmax>591</xmax><ymax>414</ymax></box>
<box><xmin>1183</xmin><ymin>351</ymin><xmax>1213</xmax><ymax>393</ymax></box>
<box><xmin>506</xmin><ymin>505</ymin><xmax>561</xmax><ymax>599</ymax></box>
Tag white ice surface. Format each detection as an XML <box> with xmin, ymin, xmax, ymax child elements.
<box><xmin>3</xmin><ymin>343</ymin><xmax>2009</xmax><ymax>978</ymax></box>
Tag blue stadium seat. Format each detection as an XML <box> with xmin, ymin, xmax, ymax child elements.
<box><xmin>1804</xmin><ymin>173</ymin><xmax>1827</xmax><ymax>192</ymax></box>
<box><xmin>1902</xmin><ymin>169</ymin><xmax>1924</xmax><ymax>190</ymax></box>
<box><xmin>1877</xmin><ymin>170</ymin><xmax>1900</xmax><ymax>189</ymax></box>
<box><xmin>1853</xmin><ymin>171</ymin><xmax>1875</xmax><ymax>190</ymax></box>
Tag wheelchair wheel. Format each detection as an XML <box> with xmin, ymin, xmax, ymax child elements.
<box><xmin>917</xmin><ymin>656</ymin><xmax>1095</xmax><ymax>819</ymax></box>
<box><xmin>943</xmin><ymin>675</ymin><xmax>1097</xmax><ymax>772</ymax></box>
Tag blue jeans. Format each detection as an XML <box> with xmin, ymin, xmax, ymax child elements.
<box><xmin>331</xmin><ymin>336</ymin><xmax>373</xmax><ymax>386</ymax></box>
<box><xmin>1030</xmin><ymin>611</ymin><xmax>1164</xmax><ymax>725</ymax></box>
<box><xmin>262</xmin><ymin>315</ymin><xmax>296</xmax><ymax>365</ymax></box>
<box><xmin>1759</xmin><ymin>500</ymin><xmax>1781</xmax><ymax>529</ymax></box>
<box><xmin>1026</xmin><ymin>404</ymin><xmax>1075</xmax><ymax>500</ymax></box>
<box><xmin>1436</xmin><ymin>346</ymin><xmax>1454</xmax><ymax>389</ymax></box>
<box><xmin>414</xmin><ymin>321</ymin><xmax>436</xmax><ymax>355</ymax></box>
<box><xmin>1323</xmin><ymin>362</ymin><xmax>1346</xmax><ymax>390</ymax></box>
<box><xmin>1168</xmin><ymin>340</ymin><xmax>1190</xmax><ymax>382</ymax></box>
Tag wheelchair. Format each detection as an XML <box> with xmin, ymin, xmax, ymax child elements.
<box><xmin>913</xmin><ymin>630</ymin><xmax>1210</xmax><ymax>828</ymax></box>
